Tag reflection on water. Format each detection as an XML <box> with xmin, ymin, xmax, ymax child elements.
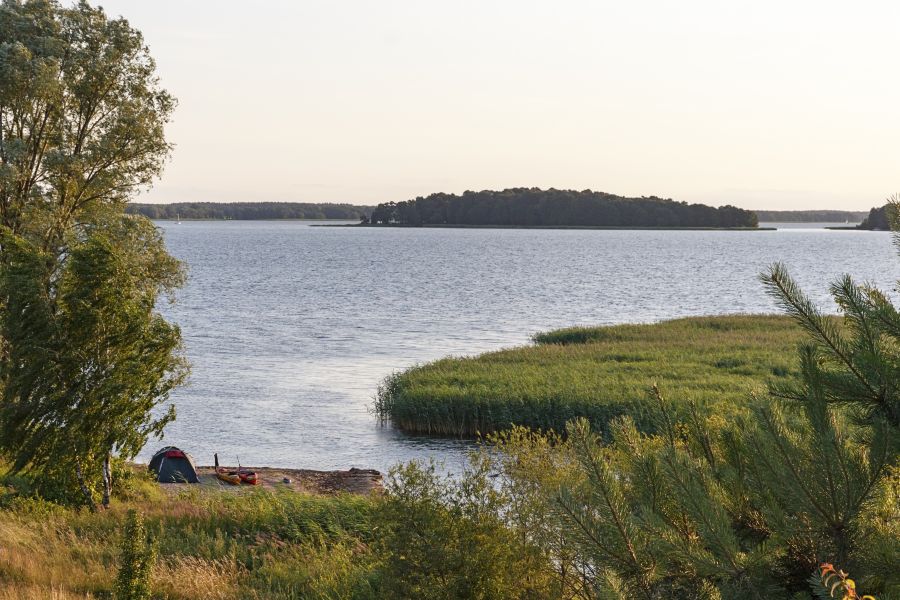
<box><xmin>140</xmin><ymin>221</ymin><xmax>896</xmax><ymax>472</ymax></box>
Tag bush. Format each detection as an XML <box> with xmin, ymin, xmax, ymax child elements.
<box><xmin>116</xmin><ymin>510</ymin><xmax>156</xmax><ymax>600</ymax></box>
<box><xmin>372</xmin><ymin>460</ymin><xmax>556</xmax><ymax>599</ymax></box>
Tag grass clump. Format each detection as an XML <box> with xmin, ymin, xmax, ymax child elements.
<box><xmin>377</xmin><ymin>314</ymin><xmax>807</xmax><ymax>436</ymax></box>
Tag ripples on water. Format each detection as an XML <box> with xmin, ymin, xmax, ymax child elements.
<box><xmin>140</xmin><ymin>221</ymin><xmax>897</xmax><ymax>472</ymax></box>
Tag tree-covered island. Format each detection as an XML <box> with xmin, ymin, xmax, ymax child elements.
<box><xmin>367</xmin><ymin>188</ymin><xmax>759</xmax><ymax>228</ymax></box>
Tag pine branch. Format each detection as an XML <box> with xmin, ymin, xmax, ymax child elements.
<box><xmin>761</xmin><ymin>263</ymin><xmax>881</xmax><ymax>401</ymax></box>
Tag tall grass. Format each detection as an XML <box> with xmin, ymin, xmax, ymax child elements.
<box><xmin>0</xmin><ymin>475</ymin><xmax>378</xmax><ymax>599</ymax></box>
<box><xmin>376</xmin><ymin>315</ymin><xmax>807</xmax><ymax>437</ymax></box>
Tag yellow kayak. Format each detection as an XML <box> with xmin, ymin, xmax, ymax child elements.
<box><xmin>214</xmin><ymin>454</ymin><xmax>241</xmax><ymax>485</ymax></box>
<box><xmin>216</xmin><ymin>469</ymin><xmax>241</xmax><ymax>485</ymax></box>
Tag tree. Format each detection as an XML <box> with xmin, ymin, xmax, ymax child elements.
<box><xmin>0</xmin><ymin>0</ymin><xmax>175</xmax><ymax>249</ymax></box>
<box><xmin>0</xmin><ymin>0</ymin><xmax>186</xmax><ymax>508</ymax></box>
<box><xmin>369</xmin><ymin>188</ymin><xmax>758</xmax><ymax>228</ymax></box>
<box><xmin>0</xmin><ymin>216</ymin><xmax>187</xmax><ymax>508</ymax></box>
<box><xmin>857</xmin><ymin>203</ymin><xmax>895</xmax><ymax>231</ymax></box>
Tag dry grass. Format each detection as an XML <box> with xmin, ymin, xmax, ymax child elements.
<box><xmin>0</xmin><ymin>484</ymin><xmax>377</xmax><ymax>600</ymax></box>
<box><xmin>0</xmin><ymin>585</ymin><xmax>95</xmax><ymax>599</ymax></box>
<box><xmin>0</xmin><ymin>515</ymin><xmax>112</xmax><ymax>595</ymax></box>
<box><xmin>152</xmin><ymin>557</ymin><xmax>243</xmax><ymax>600</ymax></box>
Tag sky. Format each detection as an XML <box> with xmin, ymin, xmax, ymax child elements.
<box><xmin>96</xmin><ymin>0</ymin><xmax>900</xmax><ymax>210</ymax></box>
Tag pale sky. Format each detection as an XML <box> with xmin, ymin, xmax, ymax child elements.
<box><xmin>97</xmin><ymin>1</ymin><xmax>900</xmax><ymax>210</ymax></box>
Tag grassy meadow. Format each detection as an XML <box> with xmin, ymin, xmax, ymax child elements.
<box><xmin>376</xmin><ymin>314</ymin><xmax>808</xmax><ymax>437</ymax></box>
<box><xmin>0</xmin><ymin>470</ymin><xmax>379</xmax><ymax>599</ymax></box>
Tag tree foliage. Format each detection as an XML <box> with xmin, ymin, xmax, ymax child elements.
<box><xmin>0</xmin><ymin>217</ymin><xmax>187</xmax><ymax>508</ymax></box>
<box><xmin>0</xmin><ymin>0</ymin><xmax>186</xmax><ymax>508</ymax></box>
<box><xmin>0</xmin><ymin>0</ymin><xmax>175</xmax><ymax>249</ymax></box>
<box><xmin>857</xmin><ymin>201</ymin><xmax>896</xmax><ymax>231</ymax></box>
<box><xmin>370</xmin><ymin>188</ymin><xmax>758</xmax><ymax>228</ymax></box>
<box><xmin>374</xmin><ymin>459</ymin><xmax>556</xmax><ymax>599</ymax></box>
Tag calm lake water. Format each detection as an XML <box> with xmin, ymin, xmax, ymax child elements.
<box><xmin>138</xmin><ymin>221</ymin><xmax>897</xmax><ymax>472</ymax></box>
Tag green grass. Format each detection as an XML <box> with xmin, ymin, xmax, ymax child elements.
<box><xmin>376</xmin><ymin>314</ymin><xmax>807</xmax><ymax>437</ymax></box>
<box><xmin>0</xmin><ymin>467</ymin><xmax>380</xmax><ymax>599</ymax></box>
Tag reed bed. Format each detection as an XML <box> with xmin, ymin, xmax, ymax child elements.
<box><xmin>376</xmin><ymin>315</ymin><xmax>806</xmax><ymax>437</ymax></box>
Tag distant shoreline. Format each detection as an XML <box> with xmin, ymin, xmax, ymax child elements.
<box><xmin>148</xmin><ymin>219</ymin><xmax>885</xmax><ymax>232</ymax></box>
<box><xmin>315</xmin><ymin>223</ymin><xmax>776</xmax><ymax>231</ymax></box>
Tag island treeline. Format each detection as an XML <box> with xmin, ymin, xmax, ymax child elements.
<box><xmin>753</xmin><ymin>209</ymin><xmax>866</xmax><ymax>222</ymax></box>
<box><xmin>858</xmin><ymin>203</ymin><xmax>895</xmax><ymax>229</ymax></box>
<box><xmin>368</xmin><ymin>188</ymin><xmax>758</xmax><ymax>228</ymax></box>
<box><xmin>127</xmin><ymin>202</ymin><xmax>373</xmax><ymax>220</ymax></box>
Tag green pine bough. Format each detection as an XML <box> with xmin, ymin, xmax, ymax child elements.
<box><xmin>376</xmin><ymin>315</ymin><xmax>807</xmax><ymax>437</ymax></box>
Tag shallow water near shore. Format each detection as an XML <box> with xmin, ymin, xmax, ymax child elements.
<box><xmin>139</xmin><ymin>220</ymin><xmax>897</xmax><ymax>473</ymax></box>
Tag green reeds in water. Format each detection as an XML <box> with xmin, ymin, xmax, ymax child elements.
<box><xmin>376</xmin><ymin>315</ymin><xmax>807</xmax><ymax>437</ymax></box>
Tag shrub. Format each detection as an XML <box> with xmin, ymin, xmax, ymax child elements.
<box><xmin>373</xmin><ymin>459</ymin><xmax>557</xmax><ymax>599</ymax></box>
<box><xmin>115</xmin><ymin>510</ymin><xmax>156</xmax><ymax>600</ymax></box>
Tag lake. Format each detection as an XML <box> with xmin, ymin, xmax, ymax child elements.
<box><xmin>140</xmin><ymin>221</ymin><xmax>897</xmax><ymax>473</ymax></box>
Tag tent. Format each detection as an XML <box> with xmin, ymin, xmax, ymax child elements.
<box><xmin>148</xmin><ymin>446</ymin><xmax>200</xmax><ymax>483</ymax></box>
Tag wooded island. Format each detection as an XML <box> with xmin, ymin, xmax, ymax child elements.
<box><xmin>367</xmin><ymin>188</ymin><xmax>759</xmax><ymax>228</ymax></box>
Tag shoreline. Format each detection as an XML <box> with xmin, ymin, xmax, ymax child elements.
<box><xmin>314</xmin><ymin>223</ymin><xmax>776</xmax><ymax>231</ymax></box>
<box><xmin>157</xmin><ymin>464</ymin><xmax>383</xmax><ymax>495</ymax></box>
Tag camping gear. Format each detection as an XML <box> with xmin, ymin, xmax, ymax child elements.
<box><xmin>216</xmin><ymin>470</ymin><xmax>241</xmax><ymax>485</ymax></box>
<box><xmin>235</xmin><ymin>456</ymin><xmax>259</xmax><ymax>485</ymax></box>
<box><xmin>148</xmin><ymin>446</ymin><xmax>200</xmax><ymax>483</ymax></box>
<box><xmin>214</xmin><ymin>453</ymin><xmax>242</xmax><ymax>485</ymax></box>
<box><xmin>238</xmin><ymin>469</ymin><xmax>259</xmax><ymax>485</ymax></box>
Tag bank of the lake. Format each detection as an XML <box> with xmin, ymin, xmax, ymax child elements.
<box><xmin>322</xmin><ymin>223</ymin><xmax>775</xmax><ymax>230</ymax></box>
<box><xmin>376</xmin><ymin>314</ymin><xmax>806</xmax><ymax>437</ymax></box>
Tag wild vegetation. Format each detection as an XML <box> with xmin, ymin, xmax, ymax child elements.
<box><xmin>377</xmin><ymin>315</ymin><xmax>805</xmax><ymax>437</ymax></box>
<box><xmin>372</xmin><ymin>220</ymin><xmax>900</xmax><ymax>598</ymax></box>
<box><xmin>368</xmin><ymin>188</ymin><xmax>758</xmax><ymax>228</ymax></box>
<box><xmin>127</xmin><ymin>202</ymin><xmax>373</xmax><ymax>221</ymax></box>
<box><xmin>0</xmin><ymin>467</ymin><xmax>380</xmax><ymax>599</ymax></box>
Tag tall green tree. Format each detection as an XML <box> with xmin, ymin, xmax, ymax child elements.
<box><xmin>0</xmin><ymin>217</ymin><xmax>186</xmax><ymax>508</ymax></box>
<box><xmin>0</xmin><ymin>0</ymin><xmax>175</xmax><ymax>248</ymax></box>
<box><xmin>0</xmin><ymin>0</ymin><xmax>185</xmax><ymax>507</ymax></box>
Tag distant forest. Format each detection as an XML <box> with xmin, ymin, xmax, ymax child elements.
<box><xmin>368</xmin><ymin>188</ymin><xmax>758</xmax><ymax>228</ymax></box>
<box><xmin>858</xmin><ymin>204</ymin><xmax>893</xmax><ymax>230</ymax></box>
<box><xmin>753</xmin><ymin>209</ymin><xmax>867</xmax><ymax>223</ymax></box>
<box><xmin>129</xmin><ymin>199</ymin><xmax>884</xmax><ymax>228</ymax></box>
<box><xmin>126</xmin><ymin>202</ymin><xmax>373</xmax><ymax>220</ymax></box>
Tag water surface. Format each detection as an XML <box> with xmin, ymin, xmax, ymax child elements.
<box><xmin>140</xmin><ymin>221</ymin><xmax>896</xmax><ymax>472</ymax></box>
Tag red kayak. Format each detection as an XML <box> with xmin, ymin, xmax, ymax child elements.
<box><xmin>214</xmin><ymin>453</ymin><xmax>258</xmax><ymax>485</ymax></box>
<box><xmin>238</xmin><ymin>470</ymin><xmax>259</xmax><ymax>485</ymax></box>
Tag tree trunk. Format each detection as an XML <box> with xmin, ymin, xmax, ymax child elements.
<box><xmin>75</xmin><ymin>460</ymin><xmax>97</xmax><ymax>512</ymax></box>
<box><xmin>101</xmin><ymin>453</ymin><xmax>112</xmax><ymax>509</ymax></box>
